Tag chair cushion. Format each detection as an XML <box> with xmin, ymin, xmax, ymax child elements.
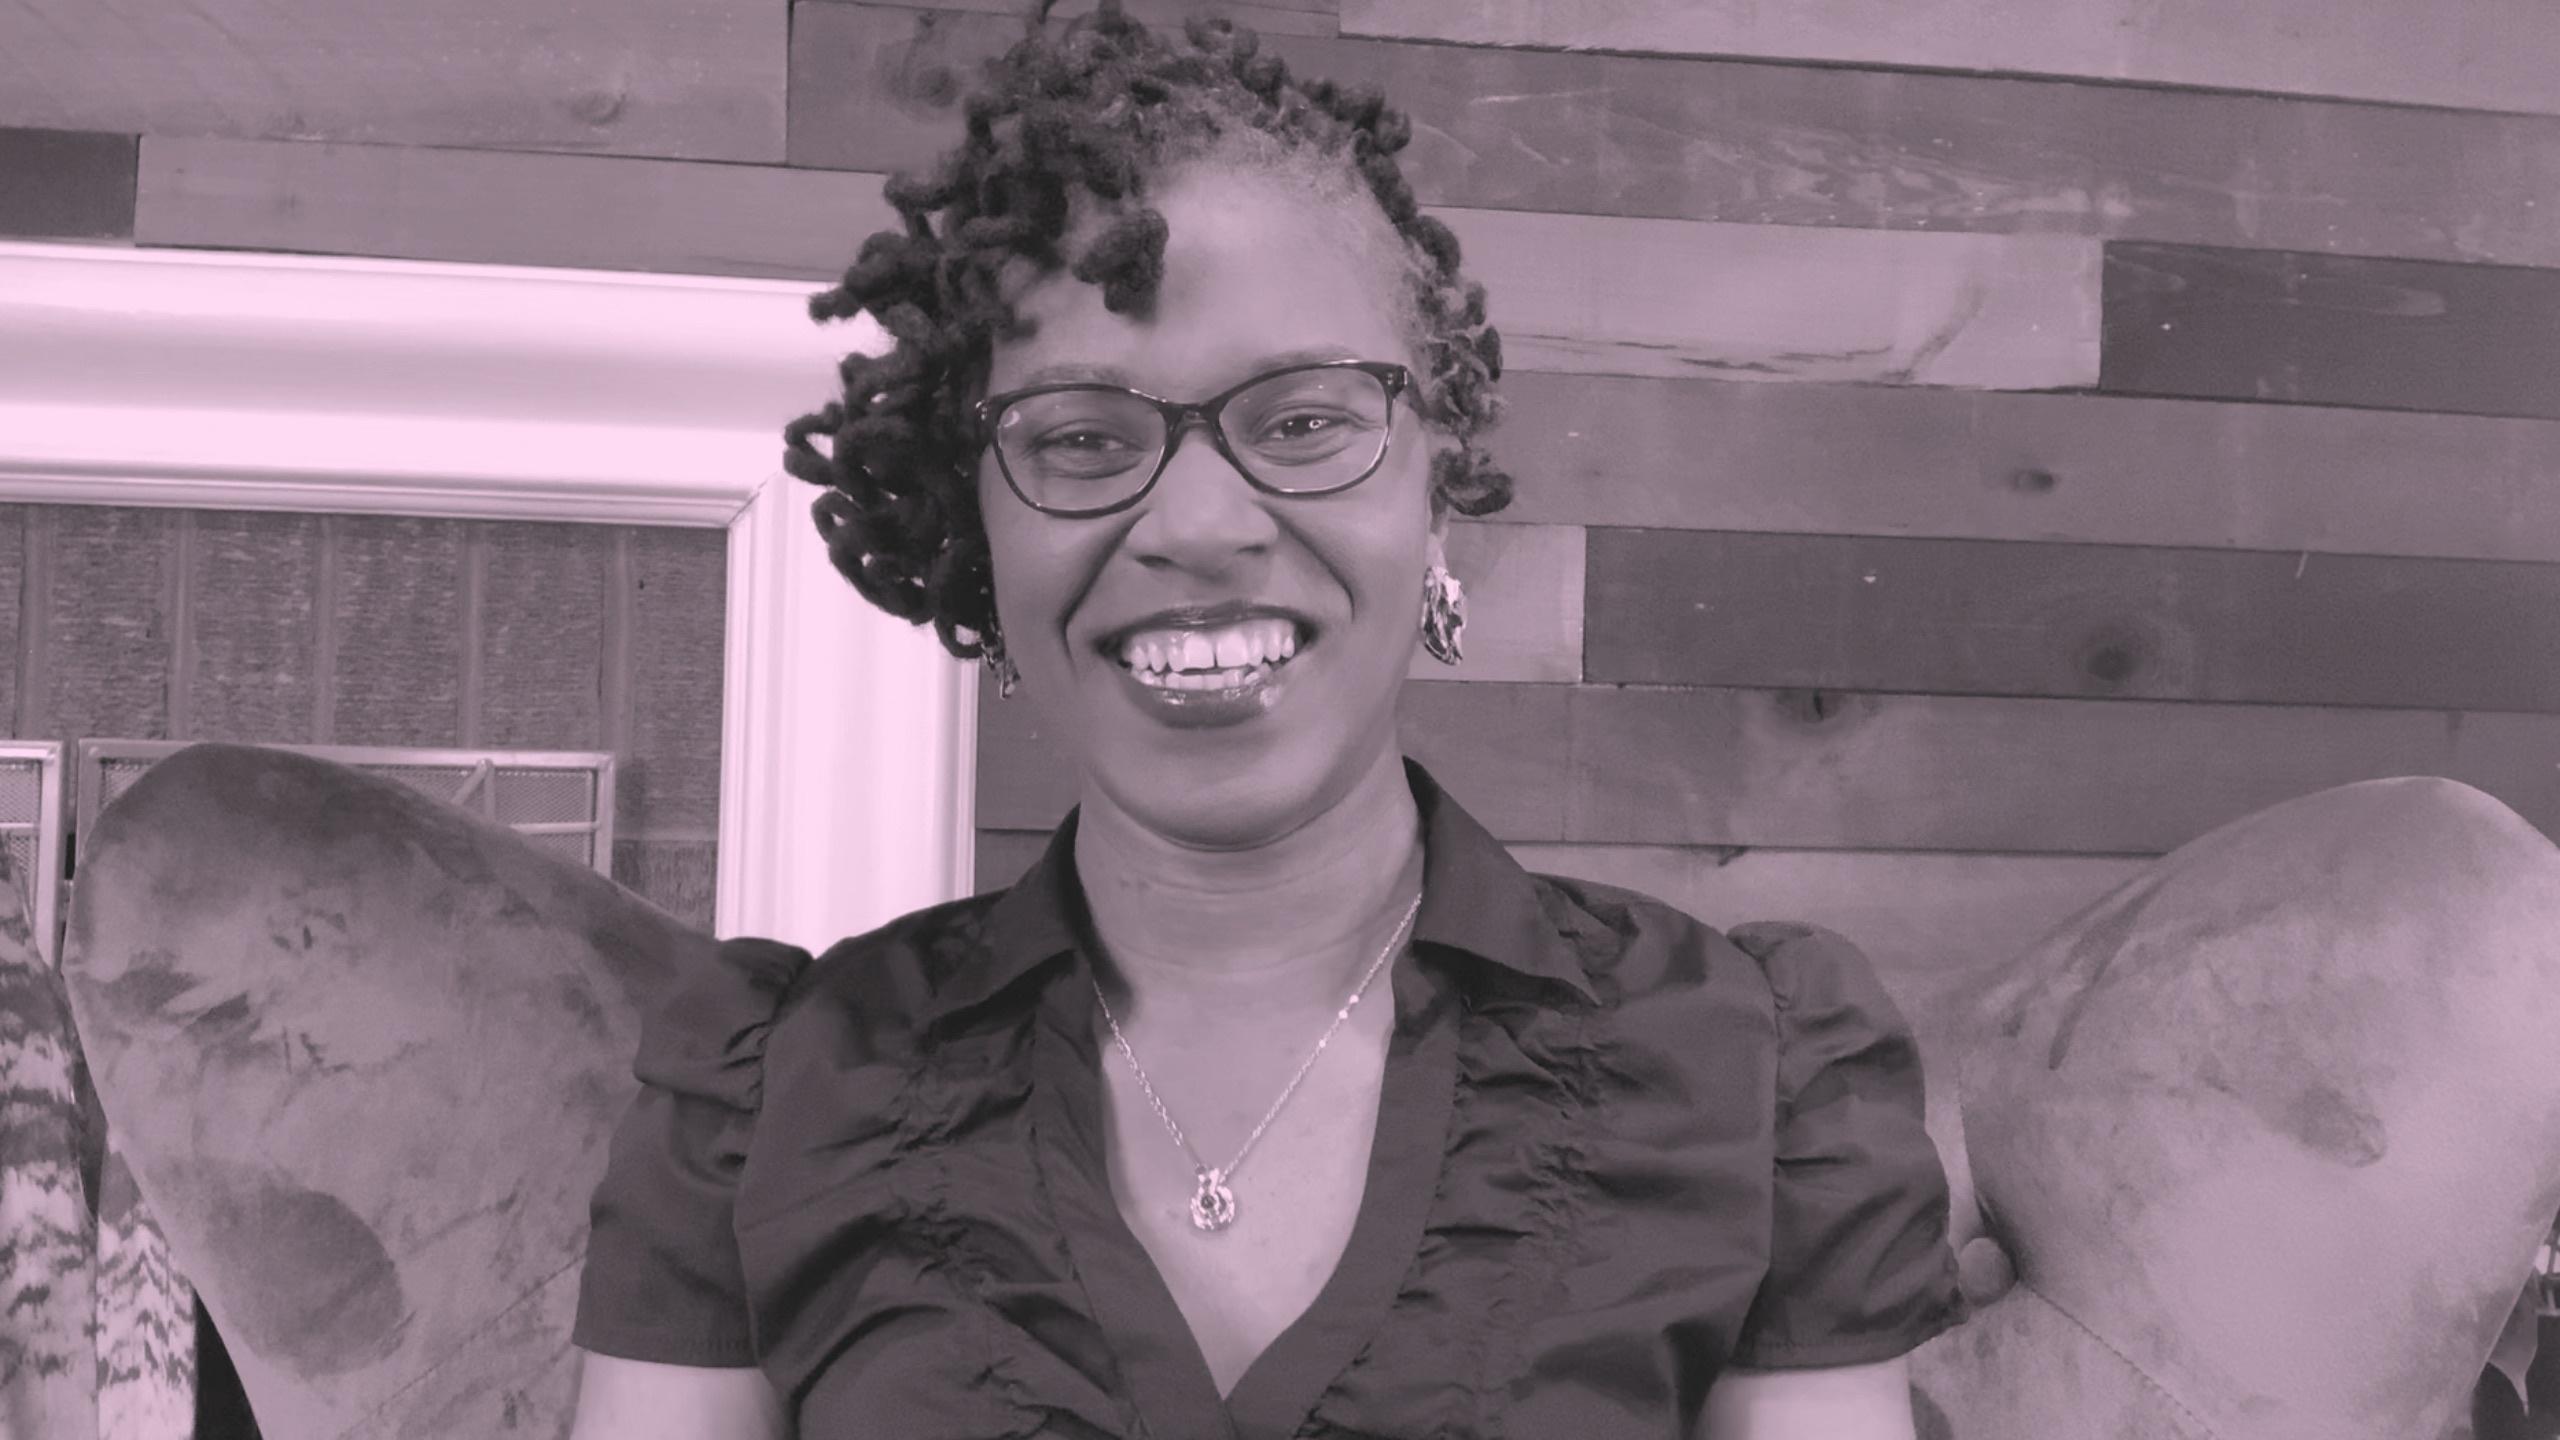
<box><xmin>61</xmin><ymin>742</ymin><xmax>712</xmax><ymax>1440</ymax></box>
<box><xmin>1908</xmin><ymin>776</ymin><xmax>2560</xmax><ymax>1440</ymax></box>
<box><xmin>57</xmin><ymin>746</ymin><xmax>2560</xmax><ymax>1440</ymax></box>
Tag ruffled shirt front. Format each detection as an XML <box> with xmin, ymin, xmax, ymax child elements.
<box><xmin>572</xmin><ymin>757</ymin><xmax>1960</xmax><ymax>1439</ymax></box>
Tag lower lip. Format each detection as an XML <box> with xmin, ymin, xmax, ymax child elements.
<box><xmin>1111</xmin><ymin>651</ymin><xmax>1302</xmax><ymax>729</ymax></box>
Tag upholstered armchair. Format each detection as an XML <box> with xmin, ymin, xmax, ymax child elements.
<box><xmin>43</xmin><ymin>742</ymin><xmax>2560</xmax><ymax>1439</ymax></box>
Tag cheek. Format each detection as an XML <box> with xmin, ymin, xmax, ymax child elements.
<box><xmin>1344</xmin><ymin>478</ymin><xmax>1435</xmax><ymax>640</ymax></box>
<box><xmin>976</xmin><ymin>468</ymin><xmax>1048</xmax><ymax>633</ymax></box>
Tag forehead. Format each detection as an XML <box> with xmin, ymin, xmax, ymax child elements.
<box><xmin>984</xmin><ymin>168</ymin><xmax>1408</xmax><ymax>397</ymax></box>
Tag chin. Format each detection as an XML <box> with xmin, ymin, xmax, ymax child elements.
<box><xmin>1067</xmin><ymin>717</ymin><xmax>1326</xmax><ymax>848</ymax></box>
<box><xmin>1065</xmin><ymin>643</ymin><xmax>1403</xmax><ymax>848</ymax></box>
<box><xmin>1101</xmin><ymin>746</ymin><xmax>1321</xmax><ymax>850</ymax></box>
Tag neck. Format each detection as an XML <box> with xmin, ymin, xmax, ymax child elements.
<box><xmin>1073</xmin><ymin>749</ymin><xmax>1427</xmax><ymax>1024</ymax></box>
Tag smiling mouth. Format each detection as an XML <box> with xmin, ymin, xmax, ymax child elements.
<box><xmin>1106</xmin><ymin>616</ymin><xmax>1313</xmax><ymax>690</ymax></box>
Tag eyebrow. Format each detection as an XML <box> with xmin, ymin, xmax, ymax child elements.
<box><xmin>1011</xmin><ymin>345</ymin><xmax>1365</xmax><ymax>391</ymax></box>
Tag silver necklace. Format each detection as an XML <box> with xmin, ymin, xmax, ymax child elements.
<box><xmin>1091</xmin><ymin>891</ymin><xmax>1422</xmax><ymax>1234</ymax></box>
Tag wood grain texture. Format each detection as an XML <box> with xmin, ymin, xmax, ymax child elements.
<box><xmin>788</xmin><ymin>5</ymin><xmax>1027</xmax><ymax>171</ymax></box>
<box><xmin>0</xmin><ymin>0</ymin><xmax>785</xmax><ymax>161</ymax></box>
<box><xmin>1519</xmin><ymin>841</ymin><xmax>2150</xmax><ymax>1056</ymax></box>
<box><xmin>785</xmin><ymin>0</ymin><xmax>1329</xmax><ymax>170</ymax></box>
<box><xmin>1557</xmin><ymin>683</ymin><xmax>2560</xmax><ymax>852</ymax></box>
<box><xmin>1408</xmin><ymin>522</ymin><xmax>1581</xmax><ymax>683</ymax></box>
<box><xmin>185</xmin><ymin>511</ymin><xmax>323</xmax><ymax>744</ymax></box>
<box><xmin>975</xmin><ymin>680</ymin><xmax>2560</xmax><ymax>851</ymax></box>
<box><xmin>788</xmin><ymin>4</ymin><xmax>2560</xmax><ymax>268</ymax></box>
<box><xmin>612</xmin><ymin>838</ymin><xmax>719</xmax><ymax>933</ymax></box>
<box><xmin>619</xmin><ymin>528</ymin><xmax>727</xmax><ymax>837</ymax></box>
<box><xmin>1274</xmin><ymin>34</ymin><xmax>2560</xmax><ymax>270</ymax></box>
<box><xmin>1585</xmin><ymin>528</ymin><xmax>2560</xmax><ymax>713</ymax></box>
<box><xmin>37</xmin><ymin>507</ymin><xmax>173</xmax><ymax>743</ymax></box>
<box><xmin>329</xmin><ymin>516</ymin><xmax>464</xmax><ymax>748</ymax></box>
<box><xmin>1339</xmin><ymin>0</ymin><xmax>2560</xmax><ymax>118</ymax></box>
<box><xmin>0</xmin><ymin>127</ymin><xmax>136</xmax><ymax>240</ymax></box>
<box><xmin>2101</xmin><ymin>243</ymin><xmax>2560</xmax><ymax>423</ymax></box>
<box><xmin>480</xmin><ymin>523</ymin><xmax>608</xmax><ymax>751</ymax></box>
<box><xmin>1449</xmin><ymin>207</ymin><xmax>2098</xmax><ymax>388</ymax></box>
<box><xmin>1487</xmin><ymin>373</ymin><xmax>2560</xmax><ymax>564</ymax></box>
<box><xmin>791</xmin><ymin>10</ymin><xmax>2102</xmax><ymax>389</ymax></box>
<box><xmin>838</xmin><ymin>0</ymin><xmax>1337</xmax><ymax>38</ymax></box>
<box><xmin>135</xmin><ymin>137</ymin><xmax>896</xmax><ymax>281</ymax></box>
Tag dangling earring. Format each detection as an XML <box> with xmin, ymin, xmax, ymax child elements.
<box><xmin>1420</xmin><ymin>561</ymin><xmax>1466</xmax><ymax>666</ymax></box>
<box><xmin>982</xmin><ymin>625</ymin><xmax>1021</xmax><ymax>699</ymax></box>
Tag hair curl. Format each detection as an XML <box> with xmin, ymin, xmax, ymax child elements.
<box><xmin>780</xmin><ymin>0</ymin><xmax>1512</xmax><ymax>660</ymax></box>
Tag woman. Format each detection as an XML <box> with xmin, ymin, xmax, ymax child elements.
<box><xmin>568</xmin><ymin>4</ymin><xmax>1961</xmax><ymax>1436</ymax></box>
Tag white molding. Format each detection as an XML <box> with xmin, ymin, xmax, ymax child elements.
<box><xmin>0</xmin><ymin>240</ymin><xmax>977</xmax><ymax>951</ymax></box>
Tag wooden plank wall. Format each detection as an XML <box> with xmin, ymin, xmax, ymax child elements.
<box><xmin>5</xmin><ymin>0</ymin><xmax>2559</xmax><ymax>1011</ymax></box>
<box><xmin>0</xmin><ymin>506</ymin><xmax>729</xmax><ymax>934</ymax></box>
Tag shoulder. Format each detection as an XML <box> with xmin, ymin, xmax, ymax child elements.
<box><xmin>1519</xmin><ymin>873</ymin><xmax>1910</xmax><ymax>1056</ymax></box>
<box><xmin>797</xmin><ymin>889</ymin><xmax>1007</xmax><ymax>1008</ymax></box>
<box><xmin>633</xmin><ymin>891</ymin><xmax>1008</xmax><ymax>1106</ymax></box>
<box><xmin>1521</xmin><ymin>871</ymin><xmax>1880</xmax><ymax>1009</ymax></box>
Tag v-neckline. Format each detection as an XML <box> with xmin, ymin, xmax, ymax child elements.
<box><xmin>1030</xmin><ymin>947</ymin><xmax>1461</xmax><ymax>1440</ymax></box>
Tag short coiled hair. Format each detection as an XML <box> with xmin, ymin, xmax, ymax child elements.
<box><xmin>779</xmin><ymin>0</ymin><xmax>1510</xmax><ymax>660</ymax></box>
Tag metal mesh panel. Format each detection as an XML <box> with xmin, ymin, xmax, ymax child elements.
<box><xmin>526</xmin><ymin>830</ymin><xmax>598</xmax><ymax>868</ymax></box>
<box><xmin>97</xmin><ymin>757</ymin><xmax>154</xmax><ymax>811</ymax></box>
<box><xmin>0</xmin><ymin>760</ymin><xmax>38</xmax><ymax>820</ymax></box>
<box><xmin>495</xmin><ymin>769</ymin><xmax>595</xmax><ymax>826</ymax></box>
<box><xmin>0</xmin><ymin>756</ymin><xmax>49</xmax><ymax>929</ymax></box>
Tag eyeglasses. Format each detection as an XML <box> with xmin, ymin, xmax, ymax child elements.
<box><xmin>972</xmin><ymin>359</ymin><xmax>1412</xmax><ymax>518</ymax></box>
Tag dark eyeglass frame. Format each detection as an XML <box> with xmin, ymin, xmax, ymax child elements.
<box><xmin>970</xmin><ymin>358</ymin><xmax>1413</xmax><ymax>519</ymax></box>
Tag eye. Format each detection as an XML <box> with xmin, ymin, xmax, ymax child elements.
<box><xmin>1032</xmin><ymin>427</ymin><xmax>1139</xmax><ymax>453</ymax></box>
<box><xmin>1256</xmin><ymin>410</ymin><xmax>1351</xmax><ymax>444</ymax></box>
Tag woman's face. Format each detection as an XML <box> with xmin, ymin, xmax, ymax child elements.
<box><xmin>977</xmin><ymin>165</ymin><xmax>1441</xmax><ymax>849</ymax></box>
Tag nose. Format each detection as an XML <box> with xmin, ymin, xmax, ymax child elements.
<box><xmin>1126</xmin><ymin>417</ymin><xmax>1278</xmax><ymax>570</ymax></box>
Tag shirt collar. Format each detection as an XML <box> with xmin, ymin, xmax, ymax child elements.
<box><xmin>942</xmin><ymin>756</ymin><xmax>1601</xmax><ymax>1029</ymax></box>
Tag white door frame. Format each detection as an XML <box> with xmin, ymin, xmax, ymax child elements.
<box><xmin>0</xmin><ymin>239</ymin><xmax>977</xmax><ymax>952</ymax></box>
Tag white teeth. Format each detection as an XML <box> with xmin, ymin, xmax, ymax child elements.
<box><xmin>1118</xmin><ymin>618</ymin><xmax>1306</xmax><ymax>674</ymax></box>
<box><xmin>1132</xmin><ymin>667</ymin><xmax>1257</xmax><ymax>691</ymax></box>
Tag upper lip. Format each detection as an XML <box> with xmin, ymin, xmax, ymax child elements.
<box><xmin>1097</xmin><ymin>600</ymin><xmax>1316</xmax><ymax>653</ymax></box>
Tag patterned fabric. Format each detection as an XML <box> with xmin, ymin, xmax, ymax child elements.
<box><xmin>92</xmin><ymin>1146</ymin><xmax>193</xmax><ymax>1440</ymax></box>
<box><xmin>0</xmin><ymin>843</ymin><xmax>195</xmax><ymax>1440</ymax></box>
<box><xmin>0</xmin><ymin>871</ymin><xmax>100</xmax><ymax>1440</ymax></box>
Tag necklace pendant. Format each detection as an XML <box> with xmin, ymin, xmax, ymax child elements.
<box><xmin>1189</xmin><ymin>1168</ymin><xmax>1238</xmax><ymax>1232</ymax></box>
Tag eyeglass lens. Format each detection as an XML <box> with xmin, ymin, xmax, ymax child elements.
<box><xmin>993</xmin><ymin>366</ymin><xmax>1392</xmax><ymax>512</ymax></box>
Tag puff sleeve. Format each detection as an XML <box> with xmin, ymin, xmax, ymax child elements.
<box><xmin>1723</xmin><ymin>921</ymin><xmax>1961</xmax><ymax>1370</ymax></box>
<box><xmin>570</xmin><ymin>936</ymin><xmax>814</xmax><ymax>1366</ymax></box>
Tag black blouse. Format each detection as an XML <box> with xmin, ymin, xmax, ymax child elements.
<box><xmin>573</xmin><ymin>758</ymin><xmax>1960</xmax><ymax>1439</ymax></box>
